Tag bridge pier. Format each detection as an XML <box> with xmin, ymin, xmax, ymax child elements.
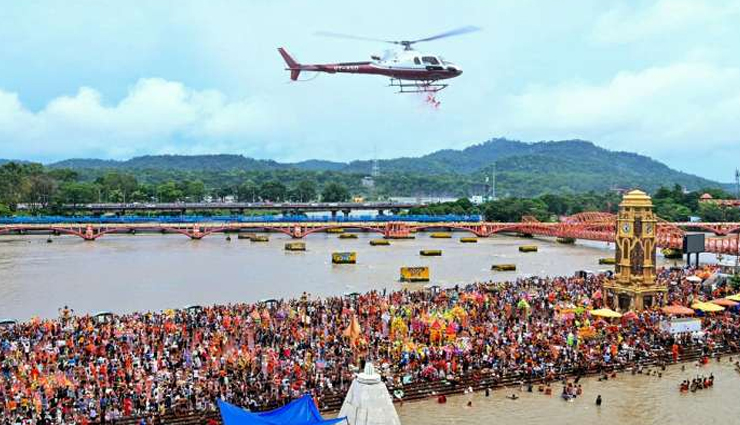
<box><xmin>384</xmin><ymin>222</ymin><xmax>411</xmax><ymax>239</ymax></box>
<box><xmin>189</xmin><ymin>225</ymin><xmax>203</xmax><ymax>240</ymax></box>
<box><xmin>83</xmin><ymin>225</ymin><xmax>96</xmax><ymax>241</ymax></box>
<box><xmin>291</xmin><ymin>225</ymin><xmax>305</xmax><ymax>239</ymax></box>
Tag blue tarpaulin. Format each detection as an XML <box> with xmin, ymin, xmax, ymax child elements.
<box><xmin>218</xmin><ymin>395</ymin><xmax>346</xmax><ymax>425</ymax></box>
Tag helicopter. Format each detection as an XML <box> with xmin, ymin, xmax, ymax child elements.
<box><xmin>278</xmin><ymin>26</ymin><xmax>480</xmax><ymax>93</ymax></box>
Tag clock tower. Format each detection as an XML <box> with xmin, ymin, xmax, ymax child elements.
<box><xmin>603</xmin><ymin>190</ymin><xmax>665</xmax><ymax>311</ymax></box>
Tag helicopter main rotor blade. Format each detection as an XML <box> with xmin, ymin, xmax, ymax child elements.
<box><xmin>314</xmin><ymin>31</ymin><xmax>398</xmax><ymax>45</ymax></box>
<box><xmin>409</xmin><ymin>25</ymin><xmax>481</xmax><ymax>44</ymax></box>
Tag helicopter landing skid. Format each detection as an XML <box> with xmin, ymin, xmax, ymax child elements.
<box><xmin>389</xmin><ymin>79</ymin><xmax>448</xmax><ymax>94</ymax></box>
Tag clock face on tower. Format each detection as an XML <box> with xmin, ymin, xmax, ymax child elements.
<box><xmin>645</xmin><ymin>223</ymin><xmax>653</xmax><ymax>235</ymax></box>
<box><xmin>621</xmin><ymin>222</ymin><xmax>631</xmax><ymax>235</ymax></box>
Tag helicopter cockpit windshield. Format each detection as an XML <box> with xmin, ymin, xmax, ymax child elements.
<box><xmin>421</xmin><ymin>56</ymin><xmax>440</xmax><ymax>65</ymax></box>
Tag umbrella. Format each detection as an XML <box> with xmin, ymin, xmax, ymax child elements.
<box><xmin>593</xmin><ymin>319</ymin><xmax>608</xmax><ymax>328</ymax></box>
<box><xmin>661</xmin><ymin>305</ymin><xmax>695</xmax><ymax>316</ymax></box>
<box><xmin>710</xmin><ymin>298</ymin><xmax>738</xmax><ymax>307</ymax></box>
<box><xmin>686</xmin><ymin>276</ymin><xmax>703</xmax><ymax>283</ymax></box>
<box><xmin>590</xmin><ymin>308</ymin><xmax>622</xmax><ymax>319</ymax></box>
<box><xmin>622</xmin><ymin>311</ymin><xmax>638</xmax><ymax>321</ymax></box>
<box><xmin>691</xmin><ymin>302</ymin><xmax>724</xmax><ymax>312</ymax></box>
<box><xmin>517</xmin><ymin>299</ymin><xmax>530</xmax><ymax>310</ymax></box>
<box><xmin>726</xmin><ymin>294</ymin><xmax>740</xmax><ymax>302</ymax></box>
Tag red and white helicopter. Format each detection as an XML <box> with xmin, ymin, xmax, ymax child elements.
<box><xmin>278</xmin><ymin>26</ymin><xmax>479</xmax><ymax>94</ymax></box>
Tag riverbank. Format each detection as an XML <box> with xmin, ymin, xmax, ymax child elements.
<box><xmin>97</xmin><ymin>345</ymin><xmax>738</xmax><ymax>425</ymax></box>
<box><xmin>2</xmin><ymin>266</ymin><xmax>738</xmax><ymax>424</ymax></box>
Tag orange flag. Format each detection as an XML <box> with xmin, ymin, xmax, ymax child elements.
<box><xmin>343</xmin><ymin>315</ymin><xmax>362</xmax><ymax>346</ymax></box>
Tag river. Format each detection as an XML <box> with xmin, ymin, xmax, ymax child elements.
<box><xmin>0</xmin><ymin>231</ymin><xmax>659</xmax><ymax>320</ymax></box>
<box><xmin>397</xmin><ymin>360</ymin><xmax>740</xmax><ymax>425</ymax></box>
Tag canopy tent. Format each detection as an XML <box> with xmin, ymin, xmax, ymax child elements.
<box><xmin>219</xmin><ymin>395</ymin><xmax>346</xmax><ymax>425</ymax></box>
<box><xmin>726</xmin><ymin>294</ymin><xmax>740</xmax><ymax>302</ymax></box>
<box><xmin>691</xmin><ymin>302</ymin><xmax>725</xmax><ymax>313</ymax></box>
<box><xmin>685</xmin><ymin>276</ymin><xmax>703</xmax><ymax>283</ymax></box>
<box><xmin>590</xmin><ymin>308</ymin><xmax>622</xmax><ymax>319</ymax></box>
<box><xmin>710</xmin><ymin>298</ymin><xmax>739</xmax><ymax>307</ymax></box>
<box><xmin>621</xmin><ymin>311</ymin><xmax>638</xmax><ymax>321</ymax></box>
<box><xmin>661</xmin><ymin>305</ymin><xmax>695</xmax><ymax>316</ymax></box>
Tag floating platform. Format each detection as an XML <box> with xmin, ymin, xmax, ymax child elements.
<box><xmin>519</xmin><ymin>245</ymin><xmax>538</xmax><ymax>252</ymax></box>
<box><xmin>237</xmin><ymin>233</ymin><xmax>255</xmax><ymax>240</ymax></box>
<box><xmin>661</xmin><ymin>248</ymin><xmax>683</xmax><ymax>259</ymax></box>
<box><xmin>460</xmin><ymin>237</ymin><xmax>478</xmax><ymax>243</ymax></box>
<box><xmin>326</xmin><ymin>228</ymin><xmax>345</xmax><ymax>234</ymax></box>
<box><xmin>370</xmin><ymin>239</ymin><xmax>390</xmax><ymax>246</ymax></box>
<box><xmin>420</xmin><ymin>249</ymin><xmax>442</xmax><ymax>256</ymax></box>
<box><xmin>400</xmin><ymin>266</ymin><xmax>430</xmax><ymax>282</ymax></box>
<box><xmin>598</xmin><ymin>257</ymin><xmax>616</xmax><ymax>265</ymax></box>
<box><xmin>285</xmin><ymin>242</ymin><xmax>306</xmax><ymax>251</ymax></box>
<box><xmin>339</xmin><ymin>233</ymin><xmax>358</xmax><ymax>239</ymax></box>
<box><xmin>492</xmin><ymin>264</ymin><xmax>516</xmax><ymax>271</ymax></box>
<box><xmin>250</xmin><ymin>235</ymin><xmax>269</xmax><ymax>242</ymax></box>
<box><xmin>430</xmin><ymin>232</ymin><xmax>452</xmax><ymax>239</ymax></box>
<box><xmin>332</xmin><ymin>252</ymin><xmax>357</xmax><ymax>264</ymax></box>
<box><xmin>556</xmin><ymin>237</ymin><xmax>576</xmax><ymax>244</ymax></box>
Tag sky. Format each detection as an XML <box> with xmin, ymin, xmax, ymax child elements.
<box><xmin>0</xmin><ymin>0</ymin><xmax>739</xmax><ymax>181</ymax></box>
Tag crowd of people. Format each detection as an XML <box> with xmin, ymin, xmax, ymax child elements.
<box><xmin>1</xmin><ymin>265</ymin><xmax>739</xmax><ymax>424</ymax></box>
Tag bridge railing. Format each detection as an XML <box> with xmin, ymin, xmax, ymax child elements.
<box><xmin>0</xmin><ymin>214</ymin><xmax>483</xmax><ymax>225</ymax></box>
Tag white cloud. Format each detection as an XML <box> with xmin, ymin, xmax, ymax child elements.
<box><xmin>592</xmin><ymin>0</ymin><xmax>740</xmax><ymax>44</ymax></box>
<box><xmin>500</xmin><ymin>62</ymin><xmax>740</xmax><ymax>161</ymax></box>
<box><xmin>0</xmin><ymin>78</ymin><xmax>276</xmax><ymax>160</ymax></box>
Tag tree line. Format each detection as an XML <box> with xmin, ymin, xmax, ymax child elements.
<box><xmin>1</xmin><ymin>162</ymin><xmax>738</xmax><ymax>222</ymax></box>
<box><xmin>409</xmin><ymin>186</ymin><xmax>740</xmax><ymax>223</ymax></box>
<box><xmin>0</xmin><ymin>163</ymin><xmax>352</xmax><ymax>214</ymax></box>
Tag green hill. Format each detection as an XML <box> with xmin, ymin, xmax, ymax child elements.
<box><xmin>42</xmin><ymin>138</ymin><xmax>725</xmax><ymax>196</ymax></box>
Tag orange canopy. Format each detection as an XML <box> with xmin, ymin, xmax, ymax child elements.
<box><xmin>343</xmin><ymin>315</ymin><xmax>362</xmax><ymax>345</ymax></box>
<box><xmin>710</xmin><ymin>298</ymin><xmax>739</xmax><ymax>307</ymax></box>
<box><xmin>661</xmin><ymin>305</ymin><xmax>695</xmax><ymax>316</ymax></box>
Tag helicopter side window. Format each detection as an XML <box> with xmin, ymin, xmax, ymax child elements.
<box><xmin>413</xmin><ymin>57</ymin><xmax>421</xmax><ymax>65</ymax></box>
<box><xmin>422</xmin><ymin>56</ymin><xmax>440</xmax><ymax>65</ymax></box>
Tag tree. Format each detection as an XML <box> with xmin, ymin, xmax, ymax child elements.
<box><xmin>698</xmin><ymin>203</ymin><xmax>725</xmax><ymax>222</ymax></box>
<box><xmin>27</xmin><ymin>174</ymin><xmax>57</xmax><ymax>209</ymax></box>
<box><xmin>156</xmin><ymin>181</ymin><xmax>184</xmax><ymax>202</ymax></box>
<box><xmin>293</xmin><ymin>180</ymin><xmax>317</xmax><ymax>202</ymax></box>
<box><xmin>185</xmin><ymin>180</ymin><xmax>206</xmax><ymax>201</ymax></box>
<box><xmin>95</xmin><ymin>172</ymin><xmax>138</xmax><ymax>202</ymax></box>
<box><xmin>259</xmin><ymin>180</ymin><xmax>287</xmax><ymax>202</ymax></box>
<box><xmin>54</xmin><ymin>182</ymin><xmax>98</xmax><ymax>206</ymax></box>
<box><xmin>237</xmin><ymin>181</ymin><xmax>259</xmax><ymax>202</ymax></box>
<box><xmin>321</xmin><ymin>182</ymin><xmax>350</xmax><ymax>202</ymax></box>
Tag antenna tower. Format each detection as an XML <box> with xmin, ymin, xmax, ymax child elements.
<box><xmin>371</xmin><ymin>147</ymin><xmax>380</xmax><ymax>178</ymax></box>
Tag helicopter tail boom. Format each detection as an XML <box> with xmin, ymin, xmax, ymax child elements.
<box><xmin>278</xmin><ymin>48</ymin><xmax>302</xmax><ymax>80</ymax></box>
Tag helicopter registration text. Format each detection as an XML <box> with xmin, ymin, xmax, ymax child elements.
<box><xmin>333</xmin><ymin>65</ymin><xmax>360</xmax><ymax>72</ymax></box>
